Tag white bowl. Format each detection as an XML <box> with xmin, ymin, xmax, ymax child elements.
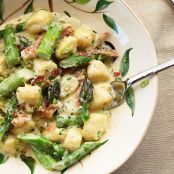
<box><xmin>0</xmin><ymin>0</ymin><xmax>158</xmax><ymax>174</ymax></box>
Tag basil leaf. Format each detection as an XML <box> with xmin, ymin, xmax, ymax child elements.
<box><xmin>64</xmin><ymin>11</ymin><xmax>71</xmax><ymax>17</ymax></box>
<box><xmin>103</xmin><ymin>13</ymin><xmax>118</xmax><ymax>33</ymax></box>
<box><xmin>119</xmin><ymin>48</ymin><xmax>133</xmax><ymax>78</ymax></box>
<box><xmin>0</xmin><ymin>0</ymin><xmax>4</xmax><ymax>20</ymax></box>
<box><xmin>125</xmin><ymin>87</ymin><xmax>135</xmax><ymax>116</ymax></box>
<box><xmin>20</xmin><ymin>154</ymin><xmax>35</xmax><ymax>174</ymax></box>
<box><xmin>74</xmin><ymin>0</ymin><xmax>91</xmax><ymax>4</ymax></box>
<box><xmin>94</xmin><ymin>0</ymin><xmax>113</xmax><ymax>12</ymax></box>
<box><xmin>24</xmin><ymin>0</ymin><xmax>34</xmax><ymax>14</ymax></box>
<box><xmin>0</xmin><ymin>153</ymin><xmax>8</xmax><ymax>164</ymax></box>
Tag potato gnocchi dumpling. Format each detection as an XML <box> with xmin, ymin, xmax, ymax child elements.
<box><xmin>87</xmin><ymin>60</ymin><xmax>110</xmax><ymax>83</ymax></box>
<box><xmin>16</xmin><ymin>85</ymin><xmax>41</xmax><ymax>106</ymax></box>
<box><xmin>56</xmin><ymin>36</ymin><xmax>77</xmax><ymax>59</ymax></box>
<box><xmin>74</xmin><ymin>24</ymin><xmax>94</xmax><ymax>48</ymax></box>
<box><xmin>63</xmin><ymin>127</ymin><xmax>82</xmax><ymax>151</ymax></box>
<box><xmin>60</xmin><ymin>74</ymin><xmax>79</xmax><ymax>98</ymax></box>
<box><xmin>90</xmin><ymin>85</ymin><xmax>113</xmax><ymax>110</ymax></box>
<box><xmin>33</xmin><ymin>59</ymin><xmax>57</xmax><ymax>76</ymax></box>
<box><xmin>0</xmin><ymin>8</ymin><xmax>120</xmax><ymax>172</ymax></box>
<box><xmin>82</xmin><ymin>112</ymin><xmax>110</xmax><ymax>141</ymax></box>
<box><xmin>26</xmin><ymin>9</ymin><xmax>53</xmax><ymax>34</ymax></box>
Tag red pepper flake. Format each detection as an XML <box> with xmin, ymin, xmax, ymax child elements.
<box><xmin>114</xmin><ymin>71</ymin><xmax>120</xmax><ymax>77</ymax></box>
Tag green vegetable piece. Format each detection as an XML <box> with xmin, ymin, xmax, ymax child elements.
<box><xmin>0</xmin><ymin>98</ymin><xmax>17</xmax><ymax>141</ymax></box>
<box><xmin>74</xmin><ymin>0</ymin><xmax>90</xmax><ymax>4</ymax></box>
<box><xmin>78</xmin><ymin>78</ymin><xmax>93</xmax><ymax>125</ymax></box>
<box><xmin>94</xmin><ymin>0</ymin><xmax>113</xmax><ymax>13</ymax></box>
<box><xmin>59</xmin><ymin>54</ymin><xmax>92</xmax><ymax>69</ymax></box>
<box><xmin>24</xmin><ymin>0</ymin><xmax>34</xmax><ymax>14</ymax></box>
<box><xmin>0</xmin><ymin>29</ymin><xmax>3</xmax><ymax>38</ymax></box>
<box><xmin>0</xmin><ymin>153</ymin><xmax>8</xmax><ymax>164</ymax></box>
<box><xmin>55</xmin><ymin>140</ymin><xmax>108</xmax><ymax>171</ymax></box>
<box><xmin>20</xmin><ymin>154</ymin><xmax>35</xmax><ymax>174</ymax></box>
<box><xmin>36</xmin><ymin>21</ymin><xmax>63</xmax><ymax>59</ymax></box>
<box><xmin>0</xmin><ymin>68</ymin><xmax>34</xmax><ymax>98</ymax></box>
<box><xmin>15</xmin><ymin>21</ymin><xmax>26</xmax><ymax>33</ymax></box>
<box><xmin>56</xmin><ymin>115</ymin><xmax>78</xmax><ymax>128</ymax></box>
<box><xmin>125</xmin><ymin>87</ymin><xmax>135</xmax><ymax>116</ymax></box>
<box><xmin>119</xmin><ymin>48</ymin><xmax>133</xmax><ymax>78</ymax></box>
<box><xmin>103</xmin><ymin>13</ymin><xmax>118</xmax><ymax>34</ymax></box>
<box><xmin>31</xmin><ymin>145</ymin><xmax>56</xmax><ymax>170</ymax></box>
<box><xmin>18</xmin><ymin>134</ymin><xmax>65</xmax><ymax>160</ymax></box>
<box><xmin>0</xmin><ymin>0</ymin><xmax>4</xmax><ymax>20</ymax></box>
<box><xmin>3</xmin><ymin>24</ymin><xmax>21</xmax><ymax>66</ymax></box>
<box><xmin>48</xmin><ymin>80</ymin><xmax>60</xmax><ymax>103</ymax></box>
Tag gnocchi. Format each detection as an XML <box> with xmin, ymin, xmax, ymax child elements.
<box><xmin>87</xmin><ymin>60</ymin><xmax>110</xmax><ymax>83</ymax></box>
<box><xmin>74</xmin><ymin>24</ymin><xmax>95</xmax><ymax>48</ymax></box>
<box><xmin>63</xmin><ymin>127</ymin><xmax>82</xmax><ymax>151</ymax></box>
<box><xmin>16</xmin><ymin>84</ymin><xmax>42</xmax><ymax>106</ymax></box>
<box><xmin>82</xmin><ymin>112</ymin><xmax>110</xmax><ymax>141</ymax></box>
<box><xmin>26</xmin><ymin>9</ymin><xmax>53</xmax><ymax>34</ymax></box>
<box><xmin>33</xmin><ymin>59</ymin><xmax>57</xmax><ymax>76</ymax></box>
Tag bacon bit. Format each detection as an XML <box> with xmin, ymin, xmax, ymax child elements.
<box><xmin>41</xmin><ymin>104</ymin><xmax>57</xmax><ymax>119</ymax></box>
<box><xmin>78</xmin><ymin>51</ymin><xmax>88</xmax><ymax>56</ymax></box>
<box><xmin>61</xmin><ymin>26</ymin><xmax>74</xmax><ymax>38</ymax></box>
<box><xmin>33</xmin><ymin>35</ymin><xmax>43</xmax><ymax>50</ymax></box>
<box><xmin>114</xmin><ymin>71</ymin><xmax>121</xmax><ymax>77</ymax></box>
<box><xmin>45</xmin><ymin>122</ymin><xmax>56</xmax><ymax>131</ymax></box>
<box><xmin>51</xmin><ymin>68</ymin><xmax>62</xmax><ymax>78</ymax></box>
<box><xmin>31</xmin><ymin>76</ymin><xmax>50</xmax><ymax>86</ymax></box>
<box><xmin>12</xmin><ymin>113</ymin><xmax>32</xmax><ymax>128</ymax></box>
<box><xmin>21</xmin><ymin>35</ymin><xmax>43</xmax><ymax>60</ymax></box>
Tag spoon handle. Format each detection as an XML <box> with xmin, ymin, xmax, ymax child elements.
<box><xmin>127</xmin><ymin>58</ymin><xmax>174</xmax><ymax>87</ymax></box>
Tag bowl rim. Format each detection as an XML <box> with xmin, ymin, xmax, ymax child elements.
<box><xmin>109</xmin><ymin>0</ymin><xmax>158</xmax><ymax>173</ymax></box>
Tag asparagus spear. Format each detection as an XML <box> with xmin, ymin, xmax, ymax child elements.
<box><xmin>3</xmin><ymin>24</ymin><xmax>20</xmax><ymax>66</ymax></box>
<box><xmin>0</xmin><ymin>98</ymin><xmax>17</xmax><ymax>141</ymax></box>
<box><xmin>59</xmin><ymin>54</ymin><xmax>92</xmax><ymax>69</ymax></box>
<box><xmin>36</xmin><ymin>21</ymin><xmax>63</xmax><ymax>59</ymax></box>
<box><xmin>55</xmin><ymin>140</ymin><xmax>108</xmax><ymax>171</ymax></box>
<box><xmin>31</xmin><ymin>145</ymin><xmax>57</xmax><ymax>170</ymax></box>
<box><xmin>0</xmin><ymin>69</ymin><xmax>34</xmax><ymax>98</ymax></box>
<box><xmin>78</xmin><ymin>78</ymin><xmax>93</xmax><ymax>126</ymax></box>
<box><xmin>56</xmin><ymin>115</ymin><xmax>78</xmax><ymax>128</ymax></box>
<box><xmin>18</xmin><ymin>134</ymin><xmax>65</xmax><ymax>160</ymax></box>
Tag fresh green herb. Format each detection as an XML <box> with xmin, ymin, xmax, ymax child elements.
<box><xmin>125</xmin><ymin>87</ymin><xmax>135</xmax><ymax>116</ymax></box>
<box><xmin>63</xmin><ymin>11</ymin><xmax>71</xmax><ymax>17</ymax></box>
<box><xmin>24</xmin><ymin>0</ymin><xmax>34</xmax><ymax>14</ymax></box>
<box><xmin>94</xmin><ymin>0</ymin><xmax>113</xmax><ymax>13</ymax></box>
<box><xmin>119</xmin><ymin>48</ymin><xmax>133</xmax><ymax>78</ymax></box>
<box><xmin>20</xmin><ymin>154</ymin><xmax>35</xmax><ymax>174</ymax></box>
<box><xmin>103</xmin><ymin>13</ymin><xmax>118</xmax><ymax>33</ymax></box>
<box><xmin>141</xmin><ymin>79</ymin><xmax>149</xmax><ymax>88</ymax></box>
<box><xmin>0</xmin><ymin>153</ymin><xmax>8</xmax><ymax>164</ymax></box>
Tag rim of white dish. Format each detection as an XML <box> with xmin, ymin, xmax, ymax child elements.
<box><xmin>108</xmin><ymin>0</ymin><xmax>158</xmax><ymax>173</ymax></box>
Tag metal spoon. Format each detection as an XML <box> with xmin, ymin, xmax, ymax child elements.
<box><xmin>109</xmin><ymin>58</ymin><xmax>174</xmax><ymax>109</ymax></box>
